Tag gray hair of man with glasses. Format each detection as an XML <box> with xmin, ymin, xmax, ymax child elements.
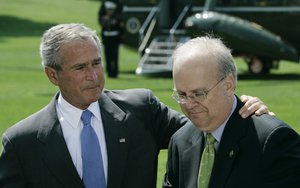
<box><xmin>172</xmin><ymin>36</ymin><xmax>238</xmax><ymax>88</ymax></box>
<box><xmin>40</xmin><ymin>23</ymin><xmax>102</xmax><ymax>70</ymax></box>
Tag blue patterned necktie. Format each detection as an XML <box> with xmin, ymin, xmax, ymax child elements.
<box><xmin>81</xmin><ymin>110</ymin><xmax>106</xmax><ymax>188</ymax></box>
<box><xmin>198</xmin><ymin>133</ymin><xmax>215</xmax><ymax>188</ymax></box>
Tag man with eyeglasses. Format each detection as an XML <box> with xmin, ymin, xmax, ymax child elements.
<box><xmin>163</xmin><ymin>36</ymin><xmax>300</xmax><ymax>188</ymax></box>
<box><xmin>0</xmin><ymin>24</ymin><xmax>271</xmax><ymax>188</ymax></box>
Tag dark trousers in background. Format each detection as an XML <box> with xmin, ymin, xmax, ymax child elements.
<box><xmin>103</xmin><ymin>36</ymin><xmax>119</xmax><ymax>78</ymax></box>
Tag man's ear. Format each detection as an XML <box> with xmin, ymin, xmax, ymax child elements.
<box><xmin>45</xmin><ymin>66</ymin><xmax>59</xmax><ymax>86</ymax></box>
<box><xmin>225</xmin><ymin>74</ymin><xmax>235</xmax><ymax>94</ymax></box>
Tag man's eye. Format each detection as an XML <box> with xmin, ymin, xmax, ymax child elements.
<box><xmin>195</xmin><ymin>92</ymin><xmax>205</xmax><ymax>97</ymax></box>
<box><xmin>93</xmin><ymin>59</ymin><xmax>101</xmax><ymax>66</ymax></box>
<box><xmin>178</xmin><ymin>95</ymin><xmax>187</xmax><ymax>99</ymax></box>
<box><xmin>75</xmin><ymin>66</ymin><xmax>84</xmax><ymax>70</ymax></box>
<box><xmin>93</xmin><ymin>62</ymin><xmax>101</xmax><ymax>66</ymax></box>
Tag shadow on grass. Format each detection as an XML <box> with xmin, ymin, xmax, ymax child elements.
<box><xmin>238</xmin><ymin>73</ymin><xmax>300</xmax><ymax>81</ymax></box>
<box><xmin>135</xmin><ymin>72</ymin><xmax>173</xmax><ymax>79</ymax></box>
<box><xmin>130</xmin><ymin>71</ymin><xmax>300</xmax><ymax>80</ymax></box>
<box><xmin>119</xmin><ymin>70</ymin><xmax>136</xmax><ymax>75</ymax></box>
<box><xmin>0</xmin><ymin>15</ymin><xmax>57</xmax><ymax>39</ymax></box>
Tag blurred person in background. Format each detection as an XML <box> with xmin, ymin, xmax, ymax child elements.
<box><xmin>98</xmin><ymin>0</ymin><xmax>124</xmax><ymax>78</ymax></box>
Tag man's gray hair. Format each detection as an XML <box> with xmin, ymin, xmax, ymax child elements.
<box><xmin>40</xmin><ymin>23</ymin><xmax>101</xmax><ymax>70</ymax></box>
<box><xmin>173</xmin><ymin>36</ymin><xmax>237</xmax><ymax>88</ymax></box>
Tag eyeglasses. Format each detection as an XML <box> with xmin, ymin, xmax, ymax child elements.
<box><xmin>172</xmin><ymin>76</ymin><xmax>226</xmax><ymax>104</ymax></box>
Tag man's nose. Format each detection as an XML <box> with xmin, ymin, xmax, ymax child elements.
<box><xmin>86</xmin><ymin>67</ymin><xmax>98</xmax><ymax>80</ymax></box>
<box><xmin>183</xmin><ymin>96</ymin><xmax>198</xmax><ymax>108</ymax></box>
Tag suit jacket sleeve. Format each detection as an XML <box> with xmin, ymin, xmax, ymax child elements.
<box><xmin>109</xmin><ymin>89</ymin><xmax>188</xmax><ymax>149</ymax></box>
<box><xmin>147</xmin><ymin>90</ymin><xmax>188</xmax><ymax>149</ymax></box>
<box><xmin>0</xmin><ymin>134</ymin><xmax>27</xmax><ymax>188</ymax></box>
<box><xmin>256</xmin><ymin>119</ymin><xmax>300</xmax><ymax>188</ymax></box>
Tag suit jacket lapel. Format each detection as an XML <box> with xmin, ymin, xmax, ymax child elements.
<box><xmin>209</xmin><ymin>99</ymin><xmax>246</xmax><ymax>188</ymax></box>
<box><xmin>37</xmin><ymin>94</ymin><xmax>83</xmax><ymax>188</ymax></box>
<box><xmin>99</xmin><ymin>93</ymin><xmax>128</xmax><ymax>188</ymax></box>
<box><xmin>183</xmin><ymin>126</ymin><xmax>204</xmax><ymax>188</ymax></box>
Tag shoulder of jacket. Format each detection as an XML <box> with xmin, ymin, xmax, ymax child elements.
<box><xmin>251</xmin><ymin>114</ymin><xmax>292</xmax><ymax>146</ymax></box>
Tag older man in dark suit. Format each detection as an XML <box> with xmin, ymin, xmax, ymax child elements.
<box><xmin>163</xmin><ymin>36</ymin><xmax>300</xmax><ymax>188</ymax></box>
<box><xmin>0</xmin><ymin>24</ymin><xmax>269</xmax><ymax>188</ymax></box>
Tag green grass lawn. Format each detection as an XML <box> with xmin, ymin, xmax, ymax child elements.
<box><xmin>1</xmin><ymin>0</ymin><xmax>300</xmax><ymax>187</ymax></box>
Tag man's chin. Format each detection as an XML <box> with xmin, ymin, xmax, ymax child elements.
<box><xmin>89</xmin><ymin>96</ymin><xmax>101</xmax><ymax>103</ymax></box>
<box><xmin>83</xmin><ymin>93</ymin><xmax>101</xmax><ymax>104</ymax></box>
<box><xmin>84</xmin><ymin>89</ymin><xmax>101</xmax><ymax>99</ymax></box>
<box><xmin>188</xmin><ymin>111</ymin><xmax>206</xmax><ymax>119</ymax></box>
<box><xmin>189</xmin><ymin>118</ymin><xmax>209</xmax><ymax>130</ymax></box>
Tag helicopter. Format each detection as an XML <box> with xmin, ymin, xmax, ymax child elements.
<box><xmin>120</xmin><ymin>0</ymin><xmax>300</xmax><ymax>75</ymax></box>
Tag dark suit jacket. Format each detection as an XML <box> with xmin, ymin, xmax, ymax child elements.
<box><xmin>0</xmin><ymin>89</ymin><xmax>188</xmax><ymax>188</ymax></box>
<box><xmin>163</xmin><ymin>98</ymin><xmax>300</xmax><ymax>188</ymax></box>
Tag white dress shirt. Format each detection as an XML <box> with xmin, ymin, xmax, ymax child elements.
<box><xmin>56</xmin><ymin>94</ymin><xmax>108</xmax><ymax>181</ymax></box>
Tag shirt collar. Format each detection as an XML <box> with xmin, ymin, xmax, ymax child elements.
<box><xmin>57</xmin><ymin>94</ymin><xmax>101</xmax><ymax>128</ymax></box>
<box><xmin>87</xmin><ymin>101</ymin><xmax>101</xmax><ymax>122</ymax></box>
